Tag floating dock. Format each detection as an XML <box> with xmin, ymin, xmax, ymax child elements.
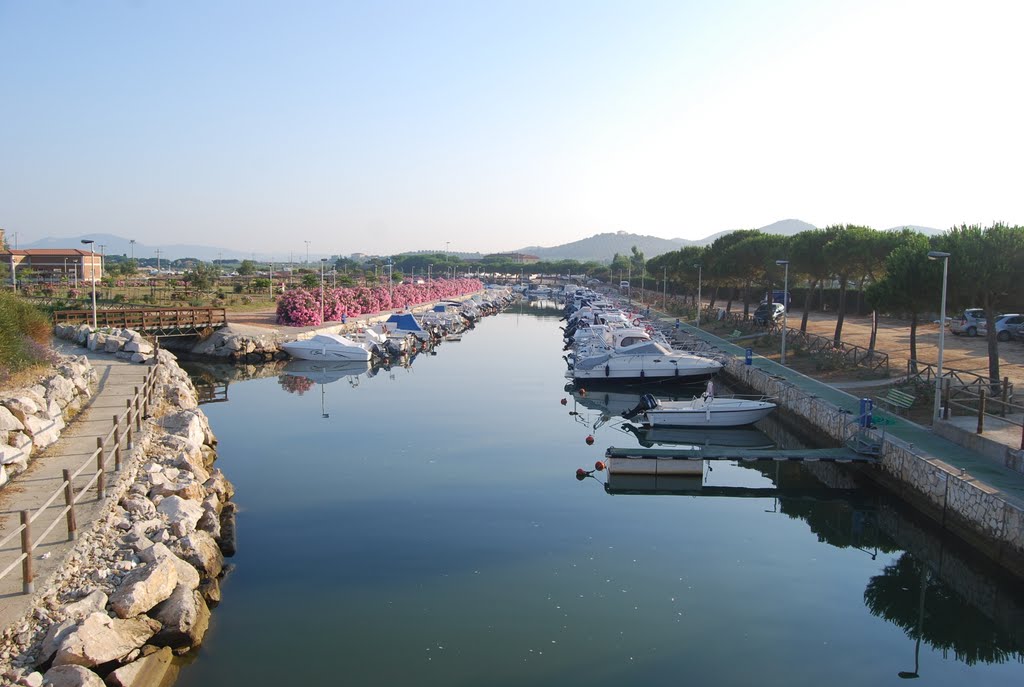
<box><xmin>604</xmin><ymin>446</ymin><xmax>876</xmax><ymax>476</ymax></box>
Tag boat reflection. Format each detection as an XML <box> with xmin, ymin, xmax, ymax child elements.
<box><xmin>280</xmin><ymin>359</ymin><xmax>375</xmax><ymax>386</ymax></box>
<box><xmin>621</xmin><ymin>423</ymin><xmax>776</xmax><ymax>449</ymax></box>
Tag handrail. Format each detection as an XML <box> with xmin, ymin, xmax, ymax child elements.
<box><xmin>0</xmin><ymin>360</ymin><xmax>163</xmax><ymax>593</ymax></box>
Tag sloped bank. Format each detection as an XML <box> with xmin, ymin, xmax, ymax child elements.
<box><xmin>0</xmin><ymin>329</ymin><xmax>236</xmax><ymax>687</ymax></box>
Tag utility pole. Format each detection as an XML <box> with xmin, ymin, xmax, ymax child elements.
<box><xmin>305</xmin><ymin>241</ymin><xmax>310</xmax><ymax>268</ymax></box>
<box><xmin>155</xmin><ymin>249</ymin><xmax>162</xmax><ymax>271</ymax></box>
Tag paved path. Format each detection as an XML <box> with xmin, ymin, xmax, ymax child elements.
<box><xmin>0</xmin><ymin>349</ymin><xmax>148</xmax><ymax>630</ymax></box>
<box><xmin>670</xmin><ymin>321</ymin><xmax>1024</xmax><ymax>509</ymax></box>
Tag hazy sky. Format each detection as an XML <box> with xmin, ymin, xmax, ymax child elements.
<box><xmin>2</xmin><ymin>0</ymin><xmax>1021</xmax><ymax>258</ymax></box>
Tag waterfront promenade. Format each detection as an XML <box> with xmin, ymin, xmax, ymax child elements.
<box><xmin>0</xmin><ymin>347</ymin><xmax>144</xmax><ymax>631</ymax></box>
<box><xmin>670</xmin><ymin>320</ymin><xmax>1024</xmax><ymax>509</ymax></box>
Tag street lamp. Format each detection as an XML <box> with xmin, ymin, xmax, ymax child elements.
<box><xmin>305</xmin><ymin>241</ymin><xmax>311</xmax><ymax>268</ymax></box>
<box><xmin>693</xmin><ymin>263</ymin><xmax>702</xmax><ymax>328</ymax></box>
<box><xmin>776</xmin><ymin>260</ymin><xmax>789</xmax><ymax>365</ymax></box>
<box><xmin>928</xmin><ymin>250</ymin><xmax>950</xmax><ymax>423</ymax></box>
<box><xmin>320</xmin><ymin>258</ymin><xmax>328</xmax><ymax>324</ymax></box>
<box><xmin>129</xmin><ymin>239</ymin><xmax>135</xmax><ymax>261</ymax></box>
<box><xmin>81</xmin><ymin>240</ymin><xmax>97</xmax><ymax>328</ymax></box>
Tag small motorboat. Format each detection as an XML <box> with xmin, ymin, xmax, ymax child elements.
<box><xmin>280</xmin><ymin>333</ymin><xmax>381</xmax><ymax>362</ymax></box>
<box><xmin>622</xmin><ymin>385</ymin><xmax>775</xmax><ymax>428</ymax></box>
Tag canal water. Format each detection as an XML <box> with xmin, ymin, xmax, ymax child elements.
<box><xmin>177</xmin><ymin>303</ymin><xmax>1023</xmax><ymax>686</ymax></box>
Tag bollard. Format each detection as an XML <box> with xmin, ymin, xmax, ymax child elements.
<box><xmin>745</xmin><ymin>348</ymin><xmax>753</xmax><ymax>366</ymax></box>
<box><xmin>20</xmin><ymin>511</ymin><xmax>33</xmax><ymax>594</ymax></box>
<box><xmin>96</xmin><ymin>437</ymin><xmax>105</xmax><ymax>499</ymax></box>
<box><xmin>1001</xmin><ymin>376</ymin><xmax>1009</xmax><ymax>417</ymax></box>
<box><xmin>63</xmin><ymin>469</ymin><xmax>77</xmax><ymax>540</ymax></box>
<box><xmin>977</xmin><ymin>388</ymin><xmax>986</xmax><ymax>434</ymax></box>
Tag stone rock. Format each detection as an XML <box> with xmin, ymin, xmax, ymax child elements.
<box><xmin>104</xmin><ymin>337</ymin><xmax>127</xmax><ymax>353</ymax></box>
<box><xmin>45</xmin><ymin>376</ymin><xmax>76</xmax><ymax>409</ymax></box>
<box><xmin>198</xmin><ymin>577</ymin><xmax>221</xmax><ymax>607</ymax></box>
<box><xmin>196</xmin><ymin>496</ymin><xmax>221</xmax><ymax>540</ymax></box>
<box><xmin>38</xmin><ymin>619</ymin><xmax>77</xmax><ymax>666</ymax></box>
<box><xmin>129</xmin><ymin>353</ymin><xmax>150</xmax><ymax>364</ymax></box>
<box><xmin>11</xmin><ymin>430</ymin><xmax>33</xmax><ymax>451</ymax></box>
<box><xmin>174</xmin><ymin>450</ymin><xmax>210</xmax><ymax>484</ymax></box>
<box><xmin>63</xmin><ymin>591</ymin><xmax>108</xmax><ymax>620</ymax></box>
<box><xmin>109</xmin><ymin>559</ymin><xmax>178</xmax><ymax>619</ymax></box>
<box><xmin>3</xmin><ymin>396</ymin><xmax>40</xmax><ymax>423</ymax></box>
<box><xmin>151</xmin><ymin>587</ymin><xmax>210</xmax><ymax>652</ymax></box>
<box><xmin>203</xmin><ymin>469</ymin><xmax>234</xmax><ymax>502</ymax></box>
<box><xmin>22</xmin><ymin>671</ymin><xmax>44</xmax><ymax>687</ymax></box>
<box><xmin>173</xmin><ymin>531</ymin><xmax>223</xmax><ymax>579</ymax></box>
<box><xmin>124</xmin><ymin>340</ymin><xmax>154</xmax><ymax>355</ymax></box>
<box><xmin>24</xmin><ymin>415</ymin><xmax>65</xmax><ymax>450</ymax></box>
<box><xmin>120</xmin><ymin>495</ymin><xmax>157</xmax><ymax>520</ymax></box>
<box><xmin>41</xmin><ymin>665</ymin><xmax>104</xmax><ymax>687</ymax></box>
<box><xmin>105</xmin><ymin>646</ymin><xmax>177</xmax><ymax>687</ymax></box>
<box><xmin>0</xmin><ymin>406</ymin><xmax>24</xmax><ymax>431</ymax></box>
<box><xmin>156</xmin><ymin>411</ymin><xmax>207</xmax><ymax>448</ymax></box>
<box><xmin>156</xmin><ymin>496</ymin><xmax>203</xmax><ymax>537</ymax></box>
<box><xmin>53</xmin><ymin>613</ymin><xmax>160</xmax><ymax>668</ymax></box>
<box><xmin>139</xmin><ymin>543</ymin><xmax>200</xmax><ymax>591</ymax></box>
<box><xmin>0</xmin><ymin>444</ymin><xmax>28</xmax><ymax>472</ymax></box>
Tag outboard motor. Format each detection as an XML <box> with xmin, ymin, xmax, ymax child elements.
<box><xmin>621</xmin><ymin>393</ymin><xmax>659</xmax><ymax>419</ymax></box>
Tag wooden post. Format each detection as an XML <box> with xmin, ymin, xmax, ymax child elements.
<box><xmin>113</xmin><ymin>419</ymin><xmax>122</xmax><ymax>472</ymax></box>
<box><xmin>906</xmin><ymin>359</ymin><xmax>911</xmax><ymax>379</ymax></box>
<box><xmin>20</xmin><ymin>510</ymin><xmax>33</xmax><ymax>594</ymax></box>
<box><xmin>63</xmin><ymin>469</ymin><xmax>77</xmax><ymax>540</ymax></box>
<box><xmin>134</xmin><ymin>387</ymin><xmax>142</xmax><ymax>430</ymax></box>
<box><xmin>96</xmin><ymin>437</ymin><xmax>105</xmax><ymax>499</ymax></box>
<box><xmin>976</xmin><ymin>388</ymin><xmax>986</xmax><ymax>434</ymax></box>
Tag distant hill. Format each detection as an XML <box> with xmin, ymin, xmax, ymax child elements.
<box><xmin>886</xmin><ymin>224</ymin><xmax>944</xmax><ymax>236</ymax></box>
<box><xmin>517</xmin><ymin>219</ymin><xmax>820</xmax><ymax>263</ymax></box>
<box><xmin>21</xmin><ymin>234</ymin><xmax>240</xmax><ymax>262</ymax></box>
<box><xmin>516</xmin><ymin>232</ymin><xmax>690</xmax><ymax>263</ymax></box>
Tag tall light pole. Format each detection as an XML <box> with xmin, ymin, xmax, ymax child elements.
<box><xmin>775</xmin><ymin>260</ymin><xmax>789</xmax><ymax>365</ymax></box>
<box><xmin>928</xmin><ymin>250</ymin><xmax>950</xmax><ymax>423</ymax></box>
<box><xmin>663</xmin><ymin>266</ymin><xmax>667</xmax><ymax>311</ymax></box>
<box><xmin>305</xmin><ymin>241</ymin><xmax>311</xmax><ymax>268</ymax></box>
<box><xmin>81</xmin><ymin>240</ymin><xmax>97</xmax><ymax>328</ymax></box>
<box><xmin>129</xmin><ymin>239</ymin><xmax>135</xmax><ymax>261</ymax></box>
<box><xmin>387</xmin><ymin>259</ymin><xmax>394</xmax><ymax>305</ymax></box>
<box><xmin>320</xmin><ymin>258</ymin><xmax>328</xmax><ymax>324</ymax></box>
<box><xmin>693</xmin><ymin>263</ymin><xmax>702</xmax><ymax>328</ymax></box>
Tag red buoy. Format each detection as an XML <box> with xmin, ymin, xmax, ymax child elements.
<box><xmin>560</xmin><ymin>398</ymin><xmax>568</xmax><ymax>405</ymax></box>
<box><xmin>585</xmin><ymin>435</ymin><xmax>595</xmax><ymax>445</ymax></box>
<box><xmin>594</xmin><ymin>460</ymin><xmax>605</xmax><ymax>472</ymax></box>
<box><xmin>576</xmin><ymin>468</ymin><xmax>587</xmax><ymax>479</ymax></box>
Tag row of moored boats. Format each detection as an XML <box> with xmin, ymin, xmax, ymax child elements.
<box><xmin>560</xmin><ymin>287</ymin><xmax>776</xmax><ymax>428</ymax></box>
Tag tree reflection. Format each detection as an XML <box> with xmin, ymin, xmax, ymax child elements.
<box><xmin>864</xmin><ymin>553</ymin><xmax>1024</xmax><ymax>666</ymax></box>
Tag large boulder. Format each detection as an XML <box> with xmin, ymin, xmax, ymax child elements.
<box><xmin>139</xmin><ymin>543</ymin><xmax>200</xmax><ymax>592</ymax></box>
<box><xmin>41</xmin><ymin>664</ymin><xmax>104</xmax><ymax>687</ymax></box>
<box><xmin>2</xmin><ymin>396</ymin><xmax>39</xmax><ymax>423</ymax></box>
<box><xmin>151</xmin><ymin>587</ymin><xmax>210</xmax><ymax>652</ymax></box>
<box><xmin>24</xmin><ymin>415</ymin><xmax>65</xmax><ymax>450</ymax></box>
<box><xmin>156</xmin><ymin>411</ymin><xmax>207</xmax><ymax>448</ymax></box>
<box><xmin>45</xmin><ymin>376</ymin><xmax>77</xmax><ymax>409</ymax></box>
<box><xmin>63</xmin><ymin>591</ymin><xmax>108</xmax><ymax>620</ymax></box>
<box><xmin>53</xmin><ymin>613</ymin><xmax>161</xmax><ymax>668</ymax></box>
<box><xmin>156</xmin><ymin>496</ymin><xmax>203</xmax><ymax>538</ymax></box>
<box><xmin>0</xmin><ymin>406</ymin><xmax>24</xmax><ymax>431</ymax></box>
<box><xmin>109</xmin><ymin>559</ymin><xmax>178</xmax><ymax>619</ymax></box>
<box><xmin>105</xmin><ymin>647</ymin><xmax>177</xmax><ymax>687</ymax></box>
<box><xmin>173</xmin><ymin>531</ymin><xmax>223</xmax><ymax>579</ymax></box>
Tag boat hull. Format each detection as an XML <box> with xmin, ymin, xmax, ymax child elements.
<box><xmin>644</xmin><ymin>401</ymin><xmax>775</xmax><ymax>428</ymax></box>
<box><xmin>280</xmin><ymin>342</ymin><xmax>373</xmax><ymax>362</ymax></box>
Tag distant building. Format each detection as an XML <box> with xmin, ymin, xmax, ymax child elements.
<box><xmin>0</xmin><ymin>248</ymin><xmax>103</xmax><ymax>284</ymax></box>
<box><xmin>484</xmin><ymin>252</ymin><xmax>540</xmax><ymax>264</ymax></box>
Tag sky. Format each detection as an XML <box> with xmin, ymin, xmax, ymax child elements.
<box><xmin>1</xmin><ymin>0</ymin><xmax>1022</xmax><ymax>259</ymax></box>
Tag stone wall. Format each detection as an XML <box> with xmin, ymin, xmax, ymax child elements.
<box><xmin>0</xmin><ymin>333</ymin><xmax>236</xmax><ymax>686</ymax></box>
<box><xmin>1</xmin><ymin>356</ymin><xmax>95</xmax><ymax>488</ymax></box>
<box><xmin>721</xmin><ymin>356</ymin><xmax>1024</xmax><ymax>577</ymax></box>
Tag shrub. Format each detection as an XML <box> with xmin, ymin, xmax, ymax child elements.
<box><xmin>0</xmin><ymin>291</ymin><xmax>53</xmax><ymax>382</ymax></box>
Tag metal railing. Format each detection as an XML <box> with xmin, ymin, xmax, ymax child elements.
<box><xmin>0</xmin><ymin>365</ymin><xmax>161</xmax><ymax>594</ymax></box>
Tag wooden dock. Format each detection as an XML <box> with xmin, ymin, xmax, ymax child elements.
<box><xmin>53</xmin><ymin>307</ymin><xmax>227</xmax><ymax>336</ymax></box>
<box><xmin>605</xmin><ymin>446</ymin><xmax>877</xmax><ymax>463</ymax></box>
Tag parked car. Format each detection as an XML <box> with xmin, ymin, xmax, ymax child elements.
<box><xmin>993</xmin><ymin>313</ymin><xmax>1024</xmax><ymax>341</ymax></box>
<box><xmin>753</xmin><ymin>302</ymin><xmax>785</xmax><ymax>326</ymax></box>
<box><xmin>950</xmin><ymin>308</ymin><xmax>986</xmax><ymax>336</ymax></box>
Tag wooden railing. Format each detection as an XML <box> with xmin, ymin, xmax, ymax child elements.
<box><xmin>0</xmin><ymin>366</ymin><xmax>161</xmax><ymax>593</ymax></box>
<box><xmin>52</xmin><ymin>307</ymin><xmax>227</xmax><ymax>332</ymax></box>
<box><xmin>905</xmin><ymin>360</ymin><xmax>1014</xmax><ymax>400</ymax></box>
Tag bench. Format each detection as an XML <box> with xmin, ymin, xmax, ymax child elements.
<box><xmin>876</xmin><ymin>388</ymin><xmax>916</xmax><ymax>415</ymax></box>
<box><xmin>730</xmin><ymin>330</ymin><xmax>742</xmax><ymax>338</ymax></box>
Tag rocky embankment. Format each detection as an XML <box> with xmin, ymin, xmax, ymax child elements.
<box><xmin>0</xmin><ymin>331</ymin><xmax>236</xmax><ymax>687</ymax></box>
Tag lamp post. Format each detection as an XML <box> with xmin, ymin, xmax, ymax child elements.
<box><xmin>694</xmin><ymin>263</ymin><xmax>702</xmax><ymax>328</ymax></box>
<box><xmin>320</xmin><ymin>258</ymin><xmax>328</xmax><ymax>324</ymax></box>
<box><xmin>928</xmin><ymin>250</ymin><xmax>950</xmax><ymax>423</ymax></box>
<box><xmin>663</xmin><ymin>266</ymin><xmax>667</xmax><ymax>311</ymax></box>
<box><xmin>776</xmin><ymin>260</ymin><xmax>789</xmax><ymax>365</ymax></box>
<box><xmin>305</xmin><ymin>241</ymin><xmax>310</xmax><ymax>268</ymax></box>
<box><xmin>129</xmin><ymin>239</ymin><xmax>135</xmax><ymax>261</ymax></box>
<box><xmin>386</xmin><ymin>258</ymin><xmax>393</xmax><ymax>305</ymax></box>
<box><xmin>81</xmin><ymin>240</ymin><xmax>97</xmax><ymax>328</ymax></box>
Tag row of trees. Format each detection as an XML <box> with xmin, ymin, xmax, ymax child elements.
<box><xmin>646</xmin><ymin>223</ymin><xmax>1024</xmax><ymax>386</ymax></box>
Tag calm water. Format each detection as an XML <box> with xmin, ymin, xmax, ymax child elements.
<box><xmin>177</xmin><ymin>304</ymin><xmax>1024</xmax><ymax>686</ymax></box>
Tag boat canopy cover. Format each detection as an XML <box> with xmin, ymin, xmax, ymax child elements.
<box><xmin>310</xmin><ymin>333</ymin><xmax>360</xmax><ymax>346</ymax></box>
<box><xmin>385</xmin><ymin>313</ymin><xmax>426</xmax><ymax>332</ymax></box>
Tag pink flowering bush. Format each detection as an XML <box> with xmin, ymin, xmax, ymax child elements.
<box><xmin>276</xmin><ymin>278</ymin><xmax>483</xmax><ymax>326</ymax></box>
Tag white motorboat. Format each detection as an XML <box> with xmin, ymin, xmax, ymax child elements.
<box><xmin>569</xmin><ymin>328</ymin><xmax>722</xmax><ymax>383</ymax></box>
<box><xmin>623</xmin><ymin>390</ymin><xmax>775</xmax><ymax>428</ymax></box>
<box><xmin>280</xmin><ymin>333</ymin><xmax>380</xmax><ymax>362</ymax></box>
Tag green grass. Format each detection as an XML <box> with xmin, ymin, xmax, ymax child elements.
<box><xmin>0</xmin><ymin>290</ymin><xmax>53</xmax><ymax>384</ymax></box>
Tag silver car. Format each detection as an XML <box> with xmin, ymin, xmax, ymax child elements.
<box><xmin>950</xmin><ymin>308</ymin><xmax>986</xmax><ymax>336</ymax></box>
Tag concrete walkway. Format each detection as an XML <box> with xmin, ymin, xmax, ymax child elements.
<box><xmin>0</xmin><ymin>349</ymin><xmax>148</xmax><ymax>630</ymax></box>
<box><xmin>670</xmin><ymin>321</ymin><xmax>1024</xmax><ymax>509</ymax></box>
